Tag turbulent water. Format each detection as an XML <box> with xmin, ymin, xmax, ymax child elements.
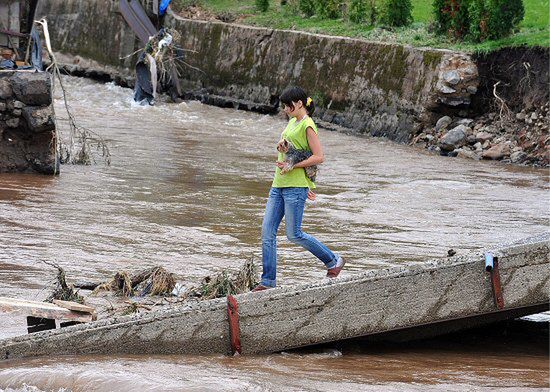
<box><xmin>0</xmin><ymin>77</ymin><xmax>548</xmax><ymax>391</ymax></box>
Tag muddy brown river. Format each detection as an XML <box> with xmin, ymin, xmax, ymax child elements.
<box><xmin>0</xmin><ymin>77</ymin><xmax>548</xmax><ymax>391</ymax></box>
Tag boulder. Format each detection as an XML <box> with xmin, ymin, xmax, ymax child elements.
<box><xmin>439</xmin><ymin>125</ymin><xmax>469</xmax><ymax>151</ymax></box>
<box><xmin>22</xmin><ymin>106</ymin><xmax>55</xmax><ymax>133</ymax></box>
<box><xmin>0</xmin><ymin>78</ymin><xmax>12</xmax><ymax>99</ymax></box>
<box><xmin>6</xmin><ymin>118</ymin><xmax>19</xmax><ymax>128</ymax></box>
<box><xmin>475</xmin><ymin>131</ymin><xmax>493</xmax><ymax>143</ymax></box>
<box><xmin>510</xmin><ymin>151</ymin><xmax>527</xmax><ymax>163</ymax></box>
<box><xmin>435</xmin><ymin>116</ymin><xmax>452</xmax><ymax>132</ymax></box>
<box><xmin>9</xmin><ymin>72</ymin><xmax>52</xmax><ymax>106</ymax></box>
<box><xmin>443</xmin><ymin>70</ymin><xmax>461</xmax><ymax>85</ymax></box>
<box><xmin>457</xmin><ymin>147</ymin><xmax>480</xmax><ymax>160</ymax></box>
<box><xmin>482</xmin><ymin>143</ymin><xmax>511</xmax><ymax>160</ymax></box>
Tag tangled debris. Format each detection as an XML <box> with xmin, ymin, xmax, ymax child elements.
<box><xmin>44</xmin><ymin>261</ymin><xmax>84</xmax><ymax>304</ymax></box>
<box><xmin>44</xmin><ymin>259</ymin><xmax>258</xmax><ymax>318</ymax></box>
<box><xmin>196</xmin><ymin>258</ymin><xmax>258</xmax><ymax>300</ymax></box>
<box><xmin>93</xmin><ymin>266</ymin><xmax>176</xmax><ymax>297</ymax></box>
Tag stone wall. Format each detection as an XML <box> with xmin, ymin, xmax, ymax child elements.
<box><xmin>35</xmin><ymin>0</ymin><xmax>479</xmax><ymax>143</ymax></box>
<box><xmin>0</xmin><ymin>71</ymin><xmax>57</xmax><ymax>174</ymax></box>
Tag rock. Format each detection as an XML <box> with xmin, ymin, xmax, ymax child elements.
<box><xmin>443</xmin><ymin>70</ymin><xmax>461</xmax><ymax>85</ymax></box>
<box><xmin>482</xmin><ymin>140</ymin><xmax>491</xmax><ymax>149</ymax></box>
<box><xmin>447</xmin><ymin>149</ymin><xmax>459</xmax><ymax>157</ymax></box>
<box><xmin>22</xmin><ymin>106</ymin><xmax>55</xmax><ymax>133</ymax></box>
<box><xmin>12</xmin><ymin>100</ymin><xmax>24</xmax><ymax>109</ymax></box>
<box><xmin>475</xmin><ymin>131</ymin><xmax>493</xmax><ymax>143</ymax></box>
<box><xmin>510</xmin><ymin>151</ymin><xmax>527</xmax><ymax>163</ymax></box>
<box><xmin>437</xmin><ymin>84</ymin><xmax>456</xmax><ymax>94</ymax></box>
<box><xmin>6</xmin><ymin>118</ymin><xmax>19</xmax><ymax>128</ymax></box>
<box><xmin>9</xmin><ymin>72</ymin><xmax>52</xmax><ymax>105</ymax></box>
<box><xmin>425</xmin><ymin>134</ymin><xmax>434</xmax><ymax>142</ymax></box>
<box><xmin>516</xmin><ymin>112</ymin><xmax>526</xmax><ymax>121</ymax></box>
<box><xmin>466</xmin><ymin>86</ymin><xmax>477</xmax><ymax>94</ymax></box>
<box><xmin>0</xmin><ymin>102</ymin><xmax>5</xmax><ymax>112</ymax></box>
<box><xmin>439</xmin><ymin>125</ymin><xmax>469</xmax><ymax>151</ymax></box>
<box><xmin>457</xmin><ymin>147</ymin><xmax>480</xmax><ymax>160</ymax></box>
<box><xmin>473</xmin><ymin>142</ymin><xmax>482</xmax><ymax>151</ymax></box>
<box><xmin>0</xmin><ymin>78</ymin><xmax>12</xmax><ymax>99</ymax></box>
<box><xmin>455</xmin><ymin>118</ymin><xmax>474</xmax><ymax>127</ymax></box>
<box><xmin>530</xmin><ymin>112</ymin><xmax>538</xmax><ymax>120</ymax></box>
<box><xmin>12</xmin><ymin>109</ymin><xmax>21</xmax><ymax>117</ymax></box>
<box><xmin>435</xmin><ymin>116</ymin><xmax>453</xmax><ymax>132</ymax></box>
<box><xmin>482</xmin><ymin>143</ymin><xmax>511</xmax><ymax>160</ymax></box>
<box><xmin>526</xmin><ymin>118</ymin><xmax>533</xmax><ymax>125</ymax></box>
<box><xmin>466</xmin><ymin>135</ymin><xmax>477</xmax><ymax>144</ymax></box>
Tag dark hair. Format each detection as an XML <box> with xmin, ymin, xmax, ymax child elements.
<box><xmin>280</xmin><ymin>86</ymin><xmax>315</xmax><ymax>115</ymax></box>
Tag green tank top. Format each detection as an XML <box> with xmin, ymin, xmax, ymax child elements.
<box><xmin>272</xmin><ymin>116</ymin><xmax>318</xmax><ymax>189</ymax></box>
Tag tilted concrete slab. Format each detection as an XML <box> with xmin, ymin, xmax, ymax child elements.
<box><xmin>1</xmin><ymin>234</ymin><xmax>548</xmax><ymax>360</ymax></box>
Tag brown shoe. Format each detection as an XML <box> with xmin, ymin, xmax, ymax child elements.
<box><xmin>251</xmin><ymin>284</ymin><xmax>271</xmax><ymax>292</ymax></box>
<box><xmin>326</xmin><ymin>257</ymin><xmax>345</xmax><ymax>278</ymax></box>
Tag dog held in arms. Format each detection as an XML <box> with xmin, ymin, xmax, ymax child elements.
<box><xmin>277</xmin><ymin>139</ymin><xmax>318</xmax><ymax>182</ymax></box>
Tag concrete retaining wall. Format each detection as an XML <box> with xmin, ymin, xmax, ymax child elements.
<box><xmin>0</xmin><ymin>71</ymin><xmax>57</xmax><ymax>174</ymax></box>
<box><xmin>1</xmin><ymin>233</ymin><xmax>548</xmax><ymax>360</ymax></box>
<box><xmin>36</xmin><ymin>0</ymin><xmax>479</xmax><ymax>143</ymax></box>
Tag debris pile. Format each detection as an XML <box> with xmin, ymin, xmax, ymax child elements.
<box><xmin>134</xmin><ymin>28</ymin><xmax>185</xmax><ymax>104</ymax></box>
<box><xmin>93</xmin><ymin>266</ymin><xmax>176</xmax><ymax>297</ymax></box>
<box><xmin>45</xmin><ymin>259</ymin><xmax>259</xmax><ymax>318</ymax></box>
<box><xmin>196</xmin><ymin>258</ymin><xmax>258</xmax><ymax>300</ymax></box>
<box><xmin>412</xmin><ymin>103</ymin><xmax>550</xmax><ymax>166</ymax></box>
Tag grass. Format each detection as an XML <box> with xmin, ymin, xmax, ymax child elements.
<box><xmin>173</xmin><ymin>0</ymin><xmax>549</xmax><ymax>52</ymax></box>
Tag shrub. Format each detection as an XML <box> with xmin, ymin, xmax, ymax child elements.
<box><xmin>316</xmin><ymin>0</ymin><xmax>341</xmax><ymax>19</ymax></box>
<box><xmin>486</xmin><ymin>0</ymin><xmax>524</xmax><ymax>40</ymax></box>
<box><xmin>382</xmin><ymin>0</ymin><xmax>413</xmax><ymax>27</ymax></box>
<box><xmin>468</xmin><ymin>0</ymin><xmax>489</xmax><ymax>42</ymax></box>
<box><xmin>433</xmin><ymin>0</ymin><xmax>470</xmax><ymax>39</ymax></box>
<box><xmin>299</xmin><ymin>0</ymin><xmax>316</xmax><ymax>16</ymax></box>
<box><xmin>256</xmin><ymin>0</ymin><xmax>269</xmax><ymax>12</ymax></box>
<box><xmin>349</xmin><ymin>0</ymin><xmax>368</xmax><ymax>23</ymax></box>
<box><xmin>368</xmin><ymin>0</ymin><xmax>379</xmax><ymax>25</ymax></box>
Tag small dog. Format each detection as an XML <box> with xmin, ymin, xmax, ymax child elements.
<box><xmin>277</xmin><ymin>139</ymin><xmax>318</xmax><ymax>182</ymax></box>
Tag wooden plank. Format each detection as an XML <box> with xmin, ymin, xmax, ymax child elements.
<box><xmin>53</xmin><ymin>300</ymin><xmax>95</xmax><ymax>314</ymax></box>
<box><xmin>0</xmin><ymin>297</ymin><xmax>94</xmax><ymax>322</ymax></box>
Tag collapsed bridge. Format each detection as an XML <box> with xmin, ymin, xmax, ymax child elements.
<box><xmin>1</xmin><ymin>233</ymin><xmax>548</xmax><ymax>360</ymax></box>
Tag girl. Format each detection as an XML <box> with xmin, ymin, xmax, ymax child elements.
<box><xmin>253</xmin><ymin>86</ymin><xmax>345</xmax><ymax>292</ymax></box>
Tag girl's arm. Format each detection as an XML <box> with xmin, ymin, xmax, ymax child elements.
<box><xmin>293</xmin><ymin>126</ymin><xmax>324</xmax><ymax>168</ymax></box>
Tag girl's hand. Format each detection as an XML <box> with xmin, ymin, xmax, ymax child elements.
<box><xmin>307</xmin><ymin>190</ymin><xmax>316</xmax><ymax>201</ymax></box>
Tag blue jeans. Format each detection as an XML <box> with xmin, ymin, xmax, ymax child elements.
<box><xmin>261</xmin><ymin>187</ymin><xmax>339</xmax><ymax>287</ymax></box>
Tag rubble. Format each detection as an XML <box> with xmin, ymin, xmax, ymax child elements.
<box><xmin>412</xmin><ymin>102</ymin><xmax>550</xmax><ymax>167</ymax></box>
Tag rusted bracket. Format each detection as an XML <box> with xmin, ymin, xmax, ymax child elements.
<box><xmin>227</xmin><ymin>295</ymin><xmax>242</xmax><ymax>355</ymax></box>
<box><xmin>485</xmin><ymin>253</ymin><xmax>504</xmax><ymax>310</ymax></box>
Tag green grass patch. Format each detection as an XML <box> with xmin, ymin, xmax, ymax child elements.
<box><xmin>174</xmin><ymin>0</ymin><xmax>549</xmax><ymax>51</ymax></box>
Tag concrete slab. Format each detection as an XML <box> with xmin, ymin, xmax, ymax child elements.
<box><xmin>1</xmin><ymin>233</ymin><xmax>548</xmax><ymax>360</ymax></box>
